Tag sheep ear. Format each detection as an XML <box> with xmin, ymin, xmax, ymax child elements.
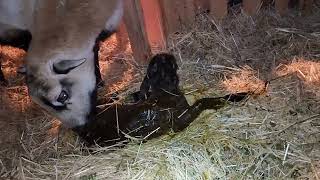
<box><xmin>53</xmin><ymin>58</ymin><xmax>86</xmax><ymax>74</ymax></box>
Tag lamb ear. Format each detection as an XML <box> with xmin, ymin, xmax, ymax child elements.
<box><xmin>53</xmin><ymin>58</ymin><xmax>86</xmax><ymax>74</ymax></box>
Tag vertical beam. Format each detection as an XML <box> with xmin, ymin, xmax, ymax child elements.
<box><xmin>159</xmin><ymin>0</ymin><xmax>179</xmax><ymax>37</ymax></box>
<box><xmin>275</xmin><ymin>0</ymin><xmax>289</xmax><ymax>15</ymax></box>
<box><xmin>159</xmin><ymin>0</ymin><xmax>195</xmax><ymax>38</ymax></box>
<box><xmin>299</xmin><ymin>0</ymin><xmax>313</xmax><ymax>15</ymax></box>
<box><xmin>243</xmin><ymin>0</ymin><xmax>262</xmax><ymax>15</ymax></box>
<box><xmin>181</xmin><ymin>0</ymin><xmax>196</xmax><ymax>25</ymax></box>
<box><xmin>210</xmin><ymin>0</ymin><xmax>228</xmax><ymax>20</ymax></box>
<box><xmin>194</xmin><ymin>0</ymin><xmax>210</xmax><ymax>13</ymax></box>
<box><xmin>140</xmin><ymin>0</ymin><xmax>166</xmax><ymax>52</ymax></box>
<box><xmin>123</xmin><ymin>0</ymin><xmax>151</xmax><ymax>63</ymax></box>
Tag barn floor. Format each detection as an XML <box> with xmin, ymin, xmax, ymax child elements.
<box><xmin>1</xmin><ymin>4</ymin><xmax>320</xmax><ymax>179</ymax></box>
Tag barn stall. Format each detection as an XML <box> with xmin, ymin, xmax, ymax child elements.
<box><xmin>0</xmin><ymin>0</ymin><xmax>320</xmax><ymax>179</ymax></box>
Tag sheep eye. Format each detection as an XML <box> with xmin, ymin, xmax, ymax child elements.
<box><xmin>57</xmin><ymin>90</ymin><xmax>69</xmax><ymax>103</ymax></box>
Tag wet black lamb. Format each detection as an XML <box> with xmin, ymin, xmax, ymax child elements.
<box><xmin>73</xmin><ymin>53</ymin><xmax>248</xmax><ymax>146</ymax></box>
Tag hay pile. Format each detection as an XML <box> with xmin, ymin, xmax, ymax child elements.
<box><xmin>1</xmin><ymin>4</ymin><xmax>320</xmax><ymax>179</ymax></box>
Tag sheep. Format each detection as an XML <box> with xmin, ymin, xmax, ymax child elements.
<box><xmin>0</xmin><ymin>0</ymin><xmax>123</xmax><ymax>128</ymax></box>
<box><xmin>73</xmin><ymin>53</ymin><xmax>248</xmax><ymax>146</ymax></box>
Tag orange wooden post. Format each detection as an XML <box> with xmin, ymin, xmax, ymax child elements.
<box><xmin>210</xmin><ymin>0</ymin><xmax>228</xmax><ymax>20</ymax></box>
<box><xmin>140</xmin><ymin>0</ymin><xmax>166</xmax><ymax>52</ymax></box>
<box><xmin>275</xmin><ymin>0</ymin><xmax>289</xmax><ymax>15</ymax></box>
<box><xmin>159</xmin><ymin>0</ymin><xmax>196</xmax><ymax>38</ymax></box>
<box><xmin>243</xmin><ymin>0</ymin><xmax>262</xmax><ymax>15</ymax></box>
<box><xmin>123</xmin><ymin>0</ymin><xmax>151</xmax><ymax>63</ymax></box>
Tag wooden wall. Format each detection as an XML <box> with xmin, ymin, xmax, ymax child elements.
<box><xmin>123</xmin><ymin>0</ymin><xmax>314</xmax><ymax>63</ymax></box>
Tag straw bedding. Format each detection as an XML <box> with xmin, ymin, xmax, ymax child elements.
<box><xmin>1</xmin><ymin>3</ymin><xmax>320</xmax><ymax>179</ymax></box>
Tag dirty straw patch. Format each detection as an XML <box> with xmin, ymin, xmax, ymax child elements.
<box><xmin>18</xmin><ymin>65</ymin><xmax>320</xmax><ymax>179</ymax></box>
<box><xmin>1</xmin><ymin>6</ymin><xmax>320</xmax><ymax>180</ymax></box>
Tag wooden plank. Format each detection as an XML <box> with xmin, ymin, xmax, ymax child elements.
<box><xmin>123</xmin><ymin>0</ymin><xmax>151</xmax><ymax>63</ymax></box>
<box><xmin>299</xmin><ymin>0</ymin><xmax>313</xmax><ymax>15</ymax></box>
<box><xmin>275</xmin><ymin>0</ymin><xmax>289</xmax><ymax>15</ymax></box>
<box><xmin>181</xmin><ymin>0</ymin><xmax>196</xmax><ymax>25</ymax></box>
<box><xmin>159</xmin><ymin>0</ymin><xmax>196</xmax><ymax>37</ymax></box>
<box><xmin>243</xmin><ymin>0</ymin><xmax>262</xmax><ymax>15</ymax></box>
<box><xmin>159</xmin><ymin>0</ymin><xmax>179</xmax><ymax>37</ymax></box>
<box><xmin>210</xmin><ymin>0</ymin><xmax>228</xmax><ymax>20</ymax></box>
<box><xmin>262</xmin><ymin>0</ymin><xmax>274</xmax><ymax>8</ymax></box>
<box><xmin>194</xmin><ymin>0</ymin><xmax>210</xmax><ymax>13</ymax></box>
<box><xmin>140</xmin><ymin>0</ymin><xmax>166</xmax><ymax>52</ymax></box>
